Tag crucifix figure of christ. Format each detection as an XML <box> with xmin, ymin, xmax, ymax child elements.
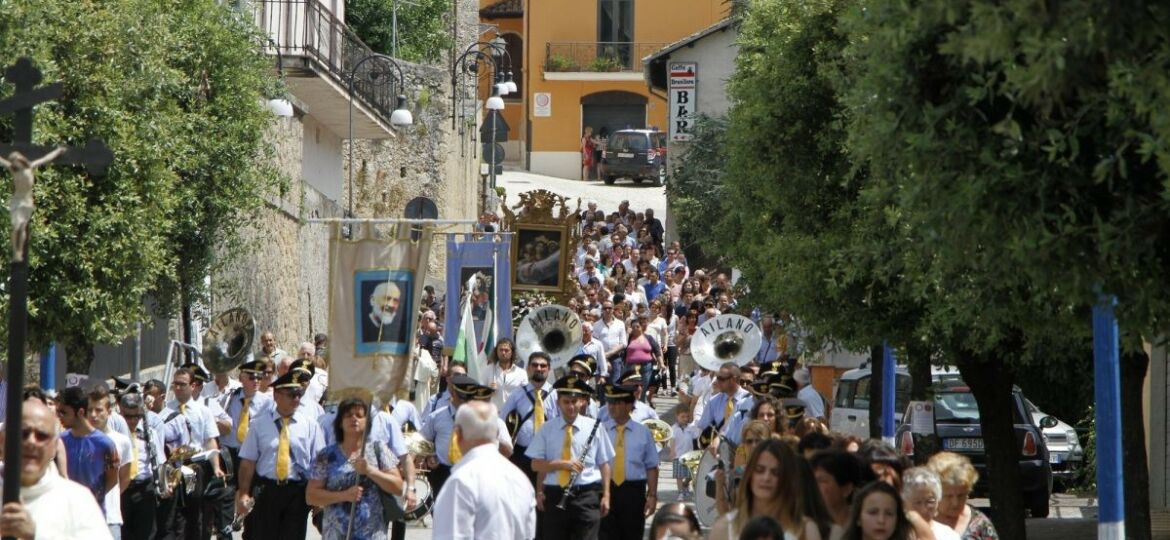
<box><xmin>0</xmin><ymin>57</ymin><xmax>112</xmax><ymax>514</ymax></box>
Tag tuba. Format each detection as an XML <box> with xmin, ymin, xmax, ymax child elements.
<box><xmin>515</xmin><ymin>305</ymin><xmax>583</xmax><ymax>370</ymax></box>
<box><xmin>690</xmin><ymin>314</ymin><xmax>763</xmax><ymax>372</ymax></box>
<box><xmin>642</xmin><ymin>418</ymin><xmax>673</xmax><ymax>451</ymax></box>
<box><xmin>201</xmin><ymin>308</ymin><xmax>257</xmax><ymax>373</ymax></box>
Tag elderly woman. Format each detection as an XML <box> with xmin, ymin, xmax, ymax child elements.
<box><xmin>307</xmin><ymin>397</ymin><xmax>402</xmax><ymax>540</ymax></box>
<box><xmin>902</xmin><ymin>467</ymin><xmax>961</xmax><ymax>540</ymax></box>
<box><xmin>926</xmin><ymin>452</ymin><xmax>999</xmax><ymax>539</ymax></box>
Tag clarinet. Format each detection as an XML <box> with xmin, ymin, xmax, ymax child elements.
<box><xmin>556</xmin><ymin>418</ymin><xmax>603</xmax><ymax>510</ymax></box>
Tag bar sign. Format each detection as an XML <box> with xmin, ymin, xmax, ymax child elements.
<box><xmin>669</xmin><ymin>62</ymin><xmax>697</xmax><ymax>142</ymax></box>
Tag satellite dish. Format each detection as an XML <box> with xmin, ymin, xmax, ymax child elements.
<box><xmin>404</xmin><ymin>196</ymin><xmax>438</xmax><ymax>241</ymax></box>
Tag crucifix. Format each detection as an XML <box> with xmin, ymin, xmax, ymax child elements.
<box><xmin>0</xmin><ymin>57</ymin><xmax>112</xmax><ymax>514</ymax></box>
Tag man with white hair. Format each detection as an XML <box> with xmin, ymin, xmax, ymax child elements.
<box><xmin>362</xmin><ymin>281</ymin><xmax>408</xmax><ymax>343</ymax></box>
<box><xmin>432</xmin><ymin>401</ymin><xmax>536</xmax><ymax>540</ymax></box>
<box><xmin>296</xmin><ymin>341</ymin><xmax>328</xmax><ymax>405</ymax></box>
<box><xmin>794</xmin><ymin>368</ymin><xmax>827</xmax><ymax>421</ymax></box>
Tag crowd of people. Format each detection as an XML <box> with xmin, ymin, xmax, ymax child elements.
<box><xmin>0</xmin><ymin>198</ymin><xmax>1003</xmax><ymax>540</ymax></box>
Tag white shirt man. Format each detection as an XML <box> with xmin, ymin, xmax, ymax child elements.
<box><xmin>593</xmin><ymin>304</ymin><xmax>627</xmax><ymax>380</ymax></box>
<box><xmin>576</xmin><ymin>324</ymin><xmax>608</xmax><ymax>382</ymax></box>
<box><xmin>794</xmin><ymin>368</ymin><xmax>826</xmax><ymax>420</ymax></box>
<box><xmin>7</xmin><ymin>399</ymin><xmax>113</xmax><ymax>540</ymax></box>
<box><xmin>433</xmin><ymin>401</ymin><xmax>536</xmax><ymax>540</ymax></box>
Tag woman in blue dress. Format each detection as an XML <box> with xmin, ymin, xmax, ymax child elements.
<box><xmin>308</xmin><ymin>397</ymin><xmax>402</xmax><ymax>540</ymax></box>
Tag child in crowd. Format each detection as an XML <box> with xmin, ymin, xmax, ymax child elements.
<box><xmin>670</xmin><ymin>404</ymin><xmax>701</xmax><ymax>500</ymax></box>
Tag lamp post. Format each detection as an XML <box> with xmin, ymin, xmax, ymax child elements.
<box><xmin>347</xmin><ymin>53</ymin><xmax>414</xmax><ymax>218</ymax></box>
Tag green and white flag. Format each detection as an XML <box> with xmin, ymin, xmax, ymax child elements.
<box><xmin>453</xmin><ymin>275</ymin><xmax>488</xmax><ymax>382</ymax></box>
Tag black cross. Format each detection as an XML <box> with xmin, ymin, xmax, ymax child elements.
<box><xmin>0</xmin><ymin>58</ymin><xmax>114</xmax><ymax>519</ymax></box>
<box><xmin>0</xmin><ymin>57</ymin><xmax>113</xmax><ymax>174</ymax></box>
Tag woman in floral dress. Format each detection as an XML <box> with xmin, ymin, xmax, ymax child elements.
<box><xmin>307</xmin><ymin>398</ymin><xmax>403</xmax><ymax>540</ymax></box>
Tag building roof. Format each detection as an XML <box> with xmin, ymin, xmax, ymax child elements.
<box><xmin>480</xmin><ymin>0</ymin><xmax>523</xmax><ymax>18</ymax></box>
<box><xmin>642</xmin><ymin>17</ymin><xmax>735</xmax><ymax>91</ymax></box>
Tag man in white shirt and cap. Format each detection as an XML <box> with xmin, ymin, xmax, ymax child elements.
<box><xmin>432</xmin><ymin>400</ymin><xmax>536</xmax><ymax>540</ymax></box>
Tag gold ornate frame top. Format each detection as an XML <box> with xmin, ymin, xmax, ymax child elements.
<box><xmin>501</xmin><ymin>189</ymin><xmax>581</xmax><ymax>301</ymax></box>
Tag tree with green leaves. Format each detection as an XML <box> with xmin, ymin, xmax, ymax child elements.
<box><xmin>347</xmin><ymin>0</ymin><xmax>453</xmax><ymax>64</ymax></box>
<box><xmin>837</xmin><ymin>1</ymin><xmax>1170</xmax><ymax>536</ymax></box>
<box><xmin>0</xmin><ymin>0</ymin><xmax>281</xmax><ymax>370</ymax></box>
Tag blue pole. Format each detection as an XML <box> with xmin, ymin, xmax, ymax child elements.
<box><xmin>1092</xmin><ymin>297</ymin><xmax>1125</xmax><ymax>539</ymax></box>
<box><xmin>40</xmin><ymin>342</ymin><xmax>56</xmax><ymax>392</ymax></box>
<box><xmin>881</xmin><ymin>342</ymin><xmax>896</xmax><ymax>445</ymax></box>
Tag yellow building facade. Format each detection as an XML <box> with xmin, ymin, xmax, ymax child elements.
<box><xmin>481</xmin><ymin>0</ymin><xmax>727</xmax><ymax>179</ymax></box>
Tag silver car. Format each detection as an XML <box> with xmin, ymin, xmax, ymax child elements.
<box><xmin>1024</xmin><ymin>398</ymin><xmax>1083</xmax><ymax>482</ymax></box>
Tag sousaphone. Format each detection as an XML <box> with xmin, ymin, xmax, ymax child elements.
<box><xmin>515</xmin><ymin>305</ymin><xmax>582</xmax><ymax>370</ymax></box>
<box><xmin>202</xmin><ymin>307</ymin><xmax>257</xmax><ymax>373</ymax></box>
<box><xmin>690</xmin><ymin>314</ymin><xmax>762</xmax><ymax>372</ymax></box>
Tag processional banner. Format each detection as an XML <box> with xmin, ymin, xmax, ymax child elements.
<box><xmin>328</xmin><ymin>223</ymin><xmax>433</xmax><ymax>401</ymax></box>
<box><xmin>443</xmin><ymin>233</ymin><xmax>513</xmax><ymax>352</ymax></box>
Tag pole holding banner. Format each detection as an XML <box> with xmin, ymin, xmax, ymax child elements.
<box><xmin>1093</xmin><ymin>296</ymin><xmax>1125</xmax><ymax>540</ymax></box>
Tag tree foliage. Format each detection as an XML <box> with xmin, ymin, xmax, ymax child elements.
<box><xmin>0</xmin><ymin>0</ymin><xmax>280</xmax><ymax>363</ymax></box>
<box><xmin>348</xmin><ymin>0</ymin><xmax>452</xmax><ymax>64</ymax></box>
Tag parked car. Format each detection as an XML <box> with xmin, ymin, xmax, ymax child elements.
<box><xmin>830</xmin><ymin>364</ymin><xmax>961</xmax><ymax>439</ymax></box>
<box><xmin>1024</xmin><ymin>398</ymin><xmax>1083</xmax><ymax>485</ymax></box>
<box><xmin>896</xmin><ymin>380</ymin><xmax>1054</xmax><ymax>518</ymax></box>
<box><xmin>600</xmin><ymin>129</ymin><xmax>668</xmax><ymax>186</ymax></box>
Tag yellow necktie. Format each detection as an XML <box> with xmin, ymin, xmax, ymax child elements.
<box><xmin>614</xmin><ymin>425</ymin><xmax>626</xmax><ymax>486</ymax></box>
<box><xmin>236</xmin><ymin>397</ymin><xmax>250</xmax><ymax>444</ymax></box>
<box><xmin>533</xmin><ymin>389</ymin><xmax>545</xmax><ymax>431</ymax></box>
<box><xmin>559</xmin><ymin>424</ymin><xmax>574</xmax><ymax>487</ymax></box>
<box><xmin>130</xmin><ymin>434</ymin><xmax>140</xmax><ymax>479</ymax></box>
<box><xmin>180</xmin><ymin>402</ymin><xmax>187</xmax><ymax>415</ymax></box>
<box><xmin>276</xmin><ymin>417</ymin><xmax>291</xmax><ymax>481</ymax></box>
<box><xmin>723</xmin><ymin>396</ymin><xmax>733</xmax><ymax>428</ymax></box>
<box><xmin>448</xmin><ymin>429</ymin><xmax>463</xmax><ymax>464</ymax></box>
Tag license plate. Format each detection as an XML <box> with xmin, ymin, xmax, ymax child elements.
<box><xmin>617</xmin><ymin>152</ymin><xmax>634</xmax><ymax>158</ymax></box>
<box><xmin>1050</xmin><ymin>452</ymin><xmax>1065</xmax><ymax>464</ymax></box>
<box><xmin>944</xmin><ymin>438</ymin><xmax>985</xmax><ymax>450</ymax></box>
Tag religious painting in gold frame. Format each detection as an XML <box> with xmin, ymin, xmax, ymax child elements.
<box><xmin>501</xmin><ymin>189</ymin><xmax>579</xmax><ymax>299</ymax></box>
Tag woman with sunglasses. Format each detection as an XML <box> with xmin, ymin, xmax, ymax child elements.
<box><xmin>710</xmin><ymin>439</ymin><xmax>824</xmax><ymax>540</ymax></box>
<box><xmin>649</xmin><ymin>502</ymin><xmax>702</xmax><ymax>540</ymax></box>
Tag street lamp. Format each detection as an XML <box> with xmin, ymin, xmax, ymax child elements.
<box><xmin>347</xmin><ymin>53</ymin><xmax>413</xmax><ymax>216</ymax></box>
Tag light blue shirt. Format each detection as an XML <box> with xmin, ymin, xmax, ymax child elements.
<box><xmin>603</xmin><ymin>419</ymin><xmax>659</xmax><ymax>482</ymax></box>
<box><xmin>527</xmin><ymin>415</ymin><xmax>614</xmax><ymax>487</ymax></box>
<box><xmin>422</xmin><ymin>392</ymin><xmax>450</xmax><ymax>419</ymax></box>
<box><xmin>319</xmin><ymin>406</ymin><xmax>408</xmax><ymax>458</ymax></box>
<box><xmin>164</xmin><ymin>398</ymin><xmax>218</xmax><ymax>447</ymax></box>
<box><xmin>697</xmin><ymin>388</ymin><xmax>751</xmax><ymax>435</ymax></box>
<box><xmin>149</xmin><ymin>409</ymin><xmax>189</xmax><ymax>449</ymax></box>
<box><xmin>384</xmin><ymin>398</ymin><xmax>423</xmax><ymax>432</ymax></box>
<box><xmin>499</xmin><ymin>382</ymin><xmax>559</xmax><ymax>447</ymax></box>
<box><xmin>239</xmin><ymin>408</ymin><xmax>326</xmax><ymax>481</ymax></box>
<box><xmin>108</xmin><ymin>411</ymin><xmax>130</xmax><ymax>439</ymax></box>
<box><xmin>222</xmin><ymin>390</ymin><xmax>274</xmax><ymax>449</ymax></box>
<box><xmin>724</xmin><ymin>396</ymin><xmax>757</xmax><ymax>445</ymax></box>
<box><xmin>421</xmin><ymin>404</ymin><xmax>512</xmax><ymax>466</ymax></box>
<box><xmin>598</xmin><ymin>400</ymin><xmax>659</xmax><ymax>424</ymax></box>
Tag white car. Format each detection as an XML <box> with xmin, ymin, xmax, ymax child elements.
<box><xmin>829</xmin><ymin>364</ymin><xmax>961</xmax><ymax>439</ymax></box>
<box><xmin>1024</xmin><ymin>398</ymin><xmax>1083</xmax><ymax>482</ymax></box>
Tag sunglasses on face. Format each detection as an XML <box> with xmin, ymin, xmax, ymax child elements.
<box><xmin>122</xmin><ymin>413</ymin><xmax>144</xmax><ymax>419</ymax></box>
<box><xmin>22</xmin><ymin>428</ymin><xmax>54</xmax><ymax>443</ymax></box>
<box><xmin>243</xmin><ymin>373</ymin><xmax>265</xmax><ymax>381</ymax></box>
<box><xmin>716</xmin><ymin>375</ymin><xmax>732</xmax><ymax>381</ymax></box>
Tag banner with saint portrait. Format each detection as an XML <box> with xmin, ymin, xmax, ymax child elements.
<box><xmin>328</xmin><ymin>223</ymin><xmax>433</xmax><ymax>400</ymax></box>
<box><xmin>443</xmin><ymin>233</ymin><xmax>513</xmax><ymax>352</ymax></box>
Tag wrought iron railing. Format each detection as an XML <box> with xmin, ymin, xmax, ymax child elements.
<box><xmin>544</xmin><ymin>42</ymin><xmax>667</xmax><ymax>73</ymax></box>
<box><xmin>253</xmin><ymin>0</ymin><xmax>398</xmax><ymax>128</ymax></box>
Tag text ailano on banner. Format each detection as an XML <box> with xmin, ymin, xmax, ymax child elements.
<box><xmin>669</xmin><ymin>62</ymin><xmax>697</xmax><ymax>141</ymax></box>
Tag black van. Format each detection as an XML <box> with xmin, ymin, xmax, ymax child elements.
<box><xmin>600</xmin><ymin>129</ymin><xmax>668</xmax><ymax>186</ymax></box>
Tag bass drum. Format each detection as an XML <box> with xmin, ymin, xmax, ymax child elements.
<box><xmin>399</xmin><ymin>477</ymin><xmax>434</xmax><ymax>522</ymax></box>
<box><xmin>694</xmin><ymin>439</ymin><xmax>736</xmax><ymax>527</ymax></box>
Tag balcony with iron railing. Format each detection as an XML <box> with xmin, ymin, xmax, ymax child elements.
<box><xmin>543</xmin><ymin>42</ymin><xmax>667</xmax><ymax>80</ymax></box>
<box><xmin>254</xmin><ymin>0</ymin><xmax>400</xmax><ymax>138</ymax></box>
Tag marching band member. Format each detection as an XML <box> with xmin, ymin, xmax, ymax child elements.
<box><xmin>420</xmin><ymin>374</ymin><xmax>512</xmax><ymax>496</ymax></box>
<box><xmin>500</xmin><ymin>351</ymin><xmax>558</xmax><ymax>487</ymax></box>
<box><xmin>163</xmin><ymin>366</ymin><xmax>225</xmax><ymax>540</ymax></box>
<box><xmin>235</xmin><ymin>369</ymin><xmax>326</xmax><ymax>539</ymax></box>
<box><xmin>598</xmin><ymin>366</ymin><xmax>659</xmax><ymax>424</ymax></box>
<box><xmin>221</xmin><ymin>360</ymin><xmax>275</xmax><ymax>539</ymax></box>
<box><xmin>119</xmin><ymin>391</ymin><xmax>165</xmax><ymax>540</ymax></box>
<box><xmin>599</xmin><ymin>383</ymin><xmax>659</xmax><ymax>540</ymax></box>
<box><xmin>528</xmin><ymin>375</ymin><xmax>615</xmax><ymax>540</ymax></box>
<box><xmin>564</xmin><ymin>354</ymin><xmax>601</xmax><ymax>418</ymax></box>
<box><xmin>288</xmin><ymin>359</ymin><xmax>325</xmax><ymax>421</ymax></box>
<box><xmin>696</xmin><ymin>362</ymin><xmax>751</xmax><ymax>449</ymax></box>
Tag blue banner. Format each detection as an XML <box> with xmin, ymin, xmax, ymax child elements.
<box><xmin>444</xmin><ymin>234</ymin><xmax>513</xmax><ymax>351</ymax></box>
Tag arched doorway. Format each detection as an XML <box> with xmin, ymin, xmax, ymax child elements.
<box><xmin>581</xmin><ymin>91</ymin><xmax>647</xmax><ymax>140</ymax></box>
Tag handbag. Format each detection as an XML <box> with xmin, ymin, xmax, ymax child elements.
<box><xmin>372</xmin><ymin>444</ymin><xmax>406</xmax><ymax>524</ymax></box>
